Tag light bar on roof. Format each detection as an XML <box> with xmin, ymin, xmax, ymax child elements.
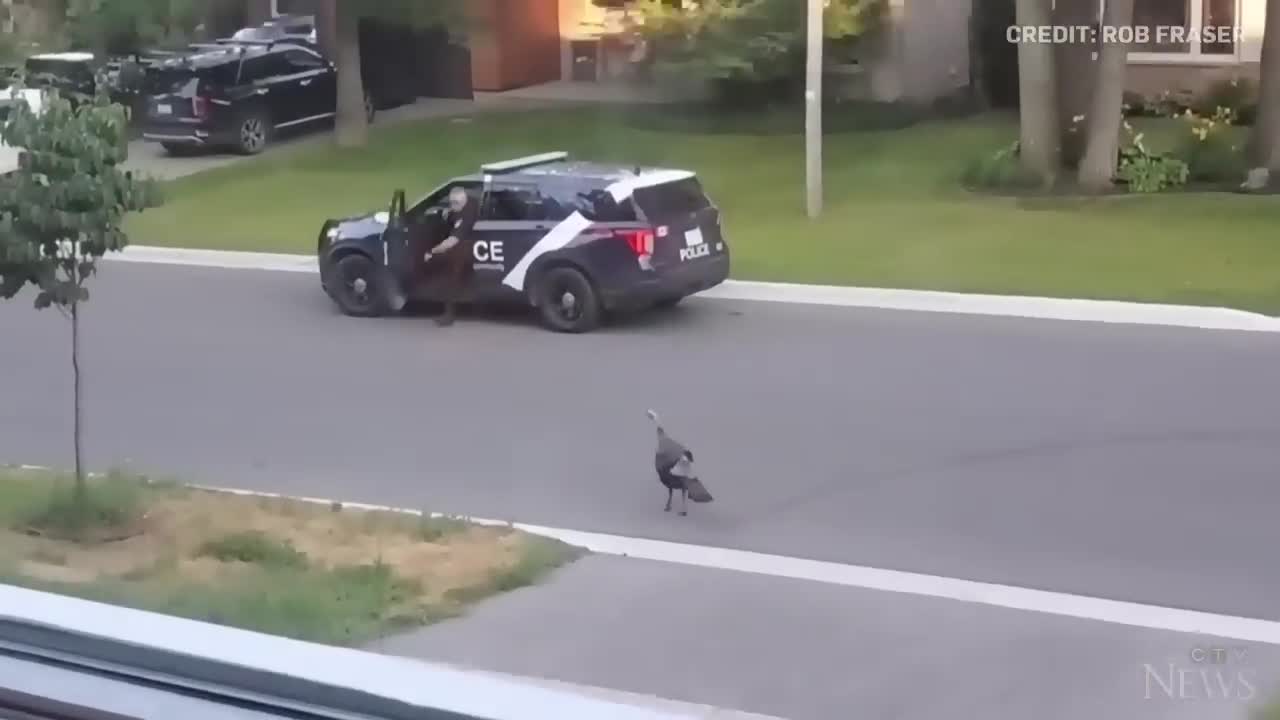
<box><xmin>481</xmin><ymin>151</ymin><xmax>569</xmax><ymax>175</ymax></box>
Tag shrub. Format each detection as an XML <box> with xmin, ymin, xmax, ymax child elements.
<box><xmin>1176</xmin><ymin>107</ymin><xmax>1246</xmax><ymax>183</ymax></box>
<box><xmin>961</xmin><ymin>141</ymin><xmax>1043</xmax><ymax>191</ymax></box>
<box><xmin>1117</xmin><ymin>130</ymin><xmax>1188</xmax><ymax>193</ymax></box>
<box><xmin>197</xmin><ymin>531</ymin><xmax>309</xmax><ymax>569</ymax></box>
<box><xmin>20</xmin><ymin>472</ymin><xmax>146</xmax><ymax>541</ymax></box>
<box><xmin>1194</xmin><ymin>77</ymin><xmax>1256</xmax><ymax>123</ymax></box>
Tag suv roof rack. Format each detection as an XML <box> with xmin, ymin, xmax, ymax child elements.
<box><xmin>481</xmin><ymin>151</ymin><xmax>569</xmax><ymax>175</ymax></box>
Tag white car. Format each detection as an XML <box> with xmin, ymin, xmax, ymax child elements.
<box><xmin>0</xmin><ymin>87</ymin><xmax>45</xmax><ymax>175</ymax></box>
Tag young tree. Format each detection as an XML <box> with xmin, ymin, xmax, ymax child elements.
<box><xmin>1078</xmin><ymin>0</ymin><xmax>1134</xmax><ymax>191</ymax></box>
<box><xmin>630</xmin><ymin>0</ymin><xmax>884</xmax><ymax>107</ymax></box>
<box><xmin>332</xmin><ymin>0</ymin><xmax>468</xmax><ymax>148</ymax></box>
<box><xmin>1250</xmin><ymin>0</ymin><xmax>1280</xmax><ymax>170</ymax></box>
<box><xmin>1015</xmin><ymin>0</ymin><xmax>1060</xmax><ymax>185</ymax></box>
<box><xmin>0</xmin><ymin>87</ymin><xmax>159</xmax><ymax>499</ymax></box>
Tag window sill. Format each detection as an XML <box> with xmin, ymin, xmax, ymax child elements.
<box><xmin>1128</xmin><ymin>53</ymin><xmax>1242</xmax><ymax>66</ymax></box>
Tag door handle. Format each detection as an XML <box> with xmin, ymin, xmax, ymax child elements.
<box><xmin>255</xmin><ymin>88</ymin><xmax>268</xmax><ymax>95</ymax></box>
<box><xmin>300</xmin><ymin>79</ymin><xmax>312</xmax><ymax>86</ymax></box>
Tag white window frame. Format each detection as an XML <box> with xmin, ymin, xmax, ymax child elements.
<box><xmin>1100</xmin><ymin>0</ymin><xmax>1243</xmax><ymax>65</ymax></box>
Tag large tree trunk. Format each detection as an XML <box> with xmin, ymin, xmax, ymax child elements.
<box><xmin>1053</xmin><ymin>0</ymin><xmax>1099</xmax><ymax>168</ymax></box>
<box><xmin>1250</xmin><ymin>0</ymin><xmax>1280</xmax><ymax>169</ymax></box>
<box><xmin>1078</xmin><ymin>0</ymin><xmax>1134</xmax><ymax>191</ymax></box>
<box><xmin>334</xmin><ymin>0</ymin><xmax>368</xmax><ymax>148</ymax></box>
<box><xmin>1015</xmin><ymin>0</ymin><xmax>1060</xmax><ymax>185</ymax></box>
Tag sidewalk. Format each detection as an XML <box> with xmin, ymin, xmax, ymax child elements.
<box><xmin>369</xmin><ymin>554</ymin><xmax>1280</xmax><ymax>720</ymax></box>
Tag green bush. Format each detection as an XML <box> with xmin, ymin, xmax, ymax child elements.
<box><xmin>1172</xmin><ymin>107</ymin><xmax>1247</xmax><ymax>184</ymax></box>
<box><xmin>197</xmin><ymin>531</ymin><xmax>309</xmax><ymax>569</ymax></box>
<box><xmin>1117</xmin><ymin>144</ymin><xmax>1188</xmax><ymax>193</ymax></box>
<box><xmin>19</xmin><ymin>472</ymin><xmax>146</xmax><ymax>540</ymax></box>
<box><xmin>961</xmin><ymin>142</ymin><xmax>1043</xmax><ymax>191</ymax></box>
<box><xmin>1194</xmin><ymin>77</ymin><xmax>1256</xmax><ymax>123</ymax></box>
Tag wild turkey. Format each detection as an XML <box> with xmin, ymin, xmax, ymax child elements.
<box><xmin>646</xmin><ymin>409</ymin><xmax>713</xmax><ymax>516</ymax></box>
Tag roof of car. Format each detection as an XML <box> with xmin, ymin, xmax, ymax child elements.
<box><xmin>156</xmin><ymin>40</ymin><xmax>316</xmax><ymax>70</ymax></box>
<box><xmin>457</xmin><ymin>161</ymin><xmax>695</xmax><ymax>188</ymax></box>
<box><xmin>28</xmin><ymin>52</ymin><xmax>96</xmax><ymax>63</ymax></box>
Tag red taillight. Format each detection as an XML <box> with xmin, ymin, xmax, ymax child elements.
<box><xmin>191</xmin><ymin>95</ymin><xmax>210</xmax><ymax>119</ymax></box>
<box><xmin>615</xmin><ymin>229</ymin><xmax>655</xmax><ymax>257</ymax></box>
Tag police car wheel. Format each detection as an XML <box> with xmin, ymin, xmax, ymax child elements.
<box><xmin>535</xmin><ymin>267</ymin><xmax>601</xmax><ymax>333</ymax></box>
<box><xmin>331</xmin><ymin>254</ymin><xmax>388</xmax><ymax>317</ymax></box>
<box><xmin>653</xmin><ymin>296</ymin><xmax>682</xmax><ymax>310</ymax></box>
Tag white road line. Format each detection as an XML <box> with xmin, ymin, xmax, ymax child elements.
<box><xmin>108</xmin><ymin>245</ymin><xmax>1280</xmax><ymax>333</ymax></box>
<box><xmin>174</xmin><ymin>483</ymin><xmax>1280</xmax><ymax>647</ymax></box>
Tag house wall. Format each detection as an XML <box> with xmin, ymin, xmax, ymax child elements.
<box><xmin>1126</xmin><ymin>62</ymin><xmax>1260</xmax><ymax>98</ymax></box>
<box><xmin>1122</xmin><ymin>0</ymin><xmax>1266</xmax><ymax>99</ymax></box>
<box><xmin>901</xmin><ymin>0</ymin><xmax>972</xmax><ymax>102</ymax></box>
<box><xmin>470</xmin><ymin>0</ymin><xmax>561</xmax><ymax>91</ymax></box>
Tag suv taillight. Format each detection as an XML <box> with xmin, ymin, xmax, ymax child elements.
<box><xmin>191</xmin><ymin>95</ymin><xmax>210</xmax><ymax>119</ymax></box>
<box><xmin>615</xmin><ymin>229</ymin><xmax>654</xmax><ymax>257</ymax></box>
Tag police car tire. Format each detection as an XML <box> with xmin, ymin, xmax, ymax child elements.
<box><xmin>653</xmin><ymin>296</ymin><xmax>682</xmax><ymax>310</ymax></box>
<box><xmin>535</xmin><ymin>266</ymin><xmax>601</xmax><ymax>333</ymax></box>
<box><xmin>331</xmin><ymin>254</ymin><xmax>389</xmax><ymax>318</ymax></box>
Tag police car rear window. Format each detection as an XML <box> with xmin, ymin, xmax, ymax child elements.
<box><xmin>632</xmin><ymin>177</ymin><xmax>710</xmax><ymax>217</ymax></box>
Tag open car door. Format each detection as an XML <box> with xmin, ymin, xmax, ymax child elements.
<box><xmin>380</xmin><ymin>189</ymin><xmax>412</xmax><ymax>311</ymax></box>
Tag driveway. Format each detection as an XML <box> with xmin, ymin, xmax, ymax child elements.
<box><xmin>123</xmin><ymin>96</ymin><xmax>550</xmax><ymax>181</ymax></box>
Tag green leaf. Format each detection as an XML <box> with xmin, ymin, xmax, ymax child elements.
<box><xmin>0</xmin><ymin>90</ymin><xmax>164</xmax><ymax>313</ymax></box>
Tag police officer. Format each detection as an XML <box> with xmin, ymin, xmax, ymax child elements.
<box><xmin>425</xmin><ymin>187</ymin><xmax>478</xmax><ymax>326</ymax></box>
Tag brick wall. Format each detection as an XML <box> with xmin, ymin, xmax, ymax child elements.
<box><xmin>470</xmin><ymin>0</ymin><xmax>561</xmax><ymax>91</ymax></box>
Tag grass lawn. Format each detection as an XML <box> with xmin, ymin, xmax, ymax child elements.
<box><xmin>126</xmin><ymin>107</ymin><xmax>1280</xmax><ymax>314</ymax></box>
<box><xmin>0</xmin><ymin>469</ymin><xmax>580</xmax><ymax>645</ymax></box>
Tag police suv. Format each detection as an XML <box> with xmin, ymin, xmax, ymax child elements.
<box><xmin>317</xmin><ymin>152</ymin><xmax>731</xmax><ymax>333</ymax></box>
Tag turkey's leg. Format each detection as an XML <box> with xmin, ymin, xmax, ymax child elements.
<box><xmin>679</xmin><ymin>487</ymin><xmax>688</xmax><ymax>516</ymax></box>
<box><xmin>664</xmin><ymin>488</ymin><xmax>672</xmax><ymax>512</ymax></box>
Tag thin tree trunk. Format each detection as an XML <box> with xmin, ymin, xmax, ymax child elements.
<box><xmin>71</xmin><ymin>298</ymin><xmax>85</xmax><ymax>503</ymax></box>
<box><xmin>1015</xmin><ymin>0</ymin><xmax>1060</xmax><ymax>185</ymax></box>
<box><xmin>1078</xmin><ymin>0</ymin><xmax>1133</xmax><ymax>191</ymax></box>
<box><xmin>1250</xmin><ymin>0</ymin><xmax>1280</xmax><ymax>169</ymax></box>
<box><xmin>334</xmin><ymin>0</ymin><xmax>368</xmax><ymax>148</ymax></box>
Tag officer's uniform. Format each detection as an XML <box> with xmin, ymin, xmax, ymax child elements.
<box><xmin>435</xmin><ymin>198</ymin><xmax>478</xmax><ymax>326</ymax></box>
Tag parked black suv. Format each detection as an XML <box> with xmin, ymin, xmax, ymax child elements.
<box><xmin>140</xmin><ymin>41</ymin><xmax>371</xmax><ymax>155</ymax></box>
<box><xmin>226</xmin><ymin>14</ymin><xmax>318</xmax><ymax>46</ymax></box>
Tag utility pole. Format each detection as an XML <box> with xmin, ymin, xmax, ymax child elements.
<box><xmin>805</xmin><ymin>0</ymin><xmax>824</xmax><ymax>218</ymax></box>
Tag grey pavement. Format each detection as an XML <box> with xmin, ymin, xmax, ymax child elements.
<box><xmin>371</xmin><ymin>554</ymin><xmax>1280</xmax><ymax>720</ymax></box>
<box><xmin>0</xmin><ymin>263</ymin><xmax>1277</xmax><ymax>622</ymax></box>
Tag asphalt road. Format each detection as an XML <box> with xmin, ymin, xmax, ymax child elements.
<box><xmin>1</xmin><ymin>264</ymin><xmax>1278</xmax><ymax>622</ymax></box>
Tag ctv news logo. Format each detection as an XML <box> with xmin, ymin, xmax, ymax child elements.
<box><xmin>1143</xmin><ymin>646</ymin><xmax>1257</xmax><ymax>702</ymax></box>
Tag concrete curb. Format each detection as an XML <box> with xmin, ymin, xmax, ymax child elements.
<box><xmin>107</xmin><ymin>245</ymin><xmax>1280</xmax><ymax>333</ymax></box>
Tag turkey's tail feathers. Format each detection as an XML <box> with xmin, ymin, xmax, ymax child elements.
<box><xmin>685</xmin><ymin>477</ymin><xmax>713</xmax><ymax>503</ymax></box>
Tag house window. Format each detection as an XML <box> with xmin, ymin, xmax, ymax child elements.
<box><xmin>271</xmin><ymin>0</ymin><xmax>311</xmax><ymax>17</ymax></box>
<box><xmin>1103</xmin><ymin>0</ymin><xmax>1239</xmax><ymax>61</ymax></box>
